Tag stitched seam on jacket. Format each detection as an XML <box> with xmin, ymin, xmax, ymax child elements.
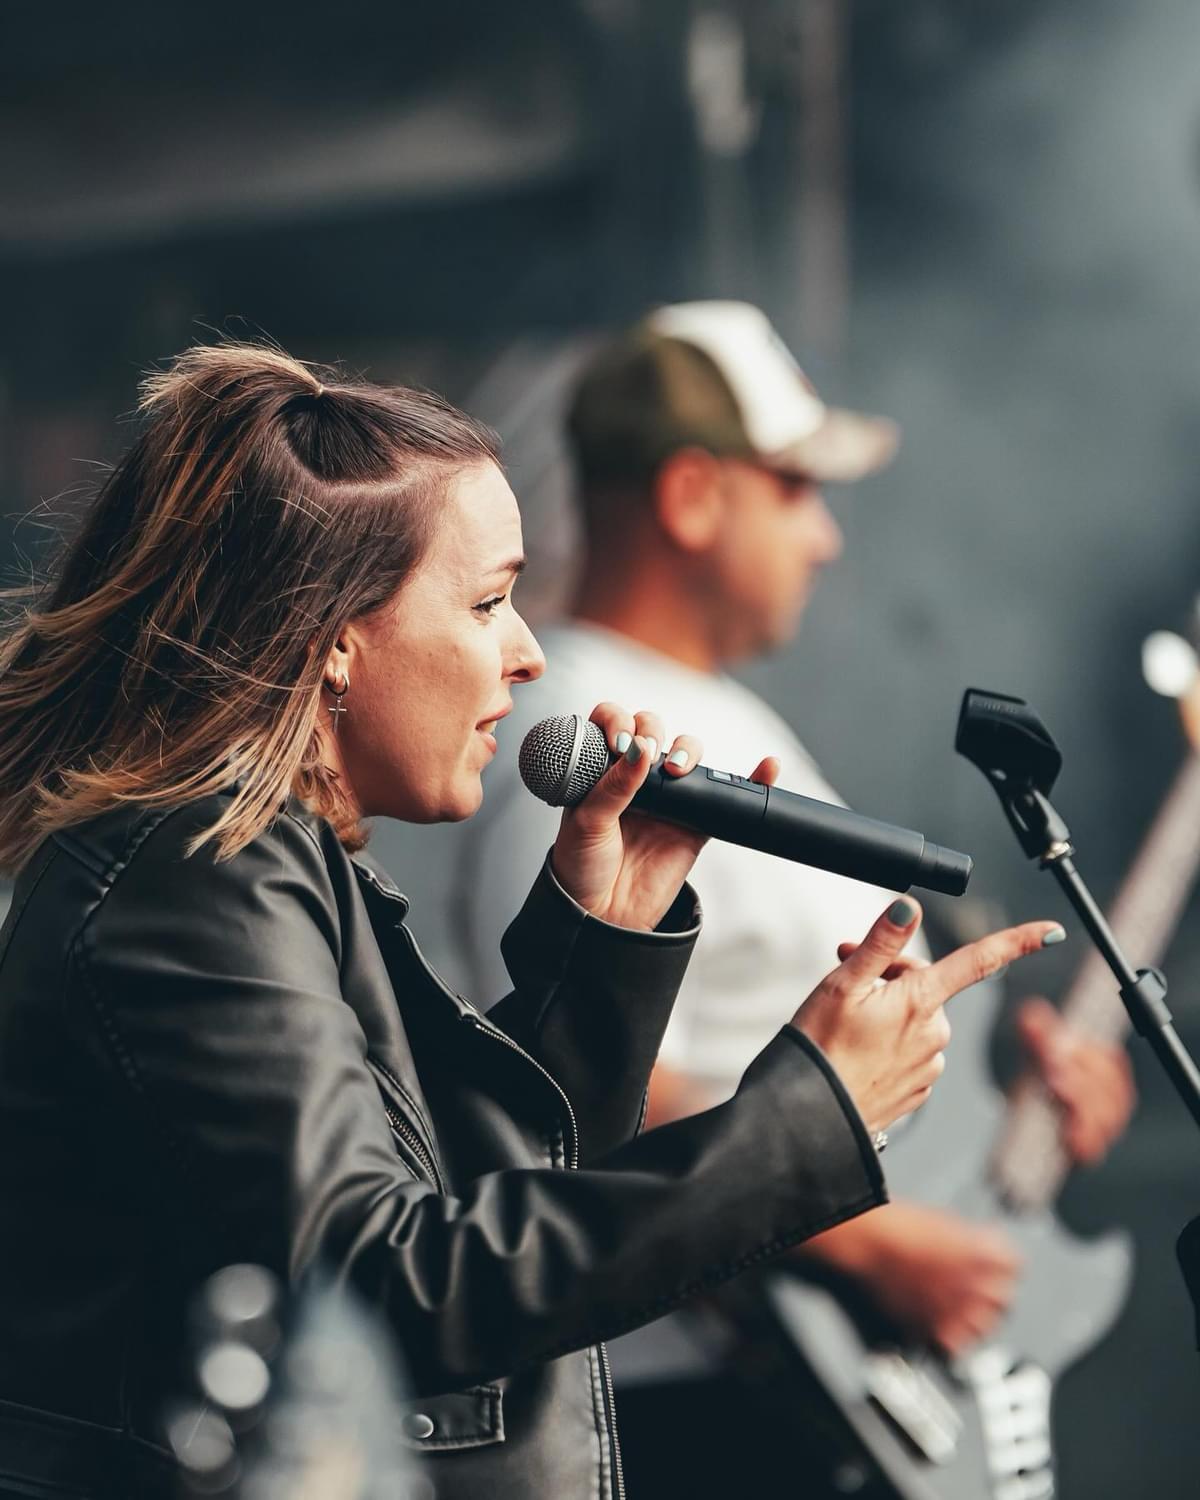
<box><xmin>536</xmin><ymin>1189</ymin><xmax>884</xmax><ymax>1366</ymax></box>
<box><xmin>67</xmin><ymin>806</ymin><xmax>341</xmax><ymax>1154</ymax></box>
<box><xmin>66</xmin><ymin>808</ymin><xmax>227</xmax><ymax>1164</ymax></box>
<box><xmin>0</xmin><ymin>1394</ymin><xmax>177</xmax><ymax>1464</ymax></box>
<box><xmin>777</xmin><ymin>1027</ymin><xmax>884</xmax><ymax>1190</ymax></box>
<box><xmin>529</xmin><ymin>905</ymin><xmax>585</xmax><ymax>1038</ymax></box>
<box><xmin>539</xmin><ymin>856</ymin><xmax>701</xmax><ymax>950</ymax></box>
<box><xmin>407</xmin><ymin>1385</ymin><xmax>503</xmax><ymax>1450</ymax></box>
<box><xmin>0</xmin><ymin>846</ymin><xmax>57</xmax><ymax>968</ymax></box>
<box><xmin>51</xmin><ymin>830</ymin><xmax>109</xmax><ymax>879</ymax></box>
<box><xmin>61</xmin><ymin>805</ymin><xmax>181</xmax><ymax>889</ymax></box>
<box><xmin>71</xmin><ymin>928</ymin><xmax>190</xmax><ymax>1167</ymax></box>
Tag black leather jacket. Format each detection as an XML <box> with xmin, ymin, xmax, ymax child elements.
<box><xmin>0</xmin><ymin>793</ymin><xmax>886</xmax><ymax>1499</ymax></box>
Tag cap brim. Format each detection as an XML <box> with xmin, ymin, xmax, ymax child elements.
<box><xmin>769</xmin><ymin>408</ymin><xmax>900</xmax><ymax>484</ymax></box>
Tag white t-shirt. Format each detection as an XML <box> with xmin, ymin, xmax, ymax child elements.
<box><xmin>456</xmin><ymin>620</ymin><xmax>918</xmax><ymax>1102</ymax></box>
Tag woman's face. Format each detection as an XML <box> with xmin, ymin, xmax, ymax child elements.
<box><xmin>332</xmin><ymin>462</ymin><xmax>545</xmax><ymax>823</ymax></box>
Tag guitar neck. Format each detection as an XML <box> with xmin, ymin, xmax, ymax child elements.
<box><xmin>993</xmin><ymin>748</ymin><xmax>1200</xmax><ymax>1210</ymax></box>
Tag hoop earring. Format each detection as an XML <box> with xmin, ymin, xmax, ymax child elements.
<box><xmin>325</xmin><ymin>671</ymin><xmax>349</xmax><ymax>733</ymax></box>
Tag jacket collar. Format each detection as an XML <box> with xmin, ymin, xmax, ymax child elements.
<box><xmin>280</xmin><ymin>798</ymin><xmax>412</xmax><ymax>915</ymax></box>
<box><xmin>349</xmin><ymin>850</ymin><xmax>411</xmax><ymax>916</ymax></box>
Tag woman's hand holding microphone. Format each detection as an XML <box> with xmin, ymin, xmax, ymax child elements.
<box><xmin>548</xmin><ymin>702</ymin><xmax>736</xmax><ymax>931</ymax></box>
<box><xmin>549</xmin><ymin>702</ymin><xmax>1063</xmax><ymax>1138</ymax></box>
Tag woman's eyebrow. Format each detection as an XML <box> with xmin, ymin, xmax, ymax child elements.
<box><xmin>492</xmin><ymin>556</ymin><xmax>528</xmax><ymax>578</ymax></box>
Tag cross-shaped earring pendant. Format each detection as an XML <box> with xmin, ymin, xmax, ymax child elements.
<box><xmin>326</xmin><ymin>672</ymin><xmax>349</xmax><ymax>732</ymax></box>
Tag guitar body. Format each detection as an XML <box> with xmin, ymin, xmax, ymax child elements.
<box><xmin>887</xmin><ymin>971</ymin><xmax>1134</xmax><ymax>1381</ymax></box>
<box><xmin>762</xmin><ymin>975</ymin><xmax>1133</xmax><ymax>1500</ymax></box>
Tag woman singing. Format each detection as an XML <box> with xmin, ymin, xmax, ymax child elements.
<box><xmin>0</xmin><ymin>345</ymin><xmax>1059</xmax><ymax>1499</ymax></box>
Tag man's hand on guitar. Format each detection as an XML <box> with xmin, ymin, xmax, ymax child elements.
<box><xmin>803</xmin><ymin>1201</ymin><xmax>1023</xmax><ymax>1356</ymax></box>
<box><xmin>1015</xmin><ymin>997</ymin><xmax>1136</xmax><ymax>1165</ymax></box>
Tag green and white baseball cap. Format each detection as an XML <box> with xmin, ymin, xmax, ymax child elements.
<box><xmin>567</xmin><ymin>299</ymin><xmax>899</xmax><ymax>486</ymax></box>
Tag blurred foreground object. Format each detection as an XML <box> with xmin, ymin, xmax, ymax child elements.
<box><xmin>167</xmin><ymin>1265</ymin><xmax>429</xmax><ymax>1500</ymax></box>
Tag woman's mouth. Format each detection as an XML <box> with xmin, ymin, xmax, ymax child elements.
<box><xmin>477</xmin><ymin>715</ymin><xmax>505</xmax><ymax>755</ymax></box>
<box><xmin>476</xmin><ymin>706</ymin><xmax>510</xmax><ymax>755</ymax></box>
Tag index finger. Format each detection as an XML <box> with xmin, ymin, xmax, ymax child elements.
<box><xmin>832</xmin><ymin>897</ymin><xmax>924</xmax><ymax>992</ymax></box>
<box><xmin>923</xmin><ymin>921</ymin><xmax>1066</xmax><ymax>1011</ymax></box>
<box><xmin>747</xmin><ymin>756</ymin><xmax>781</xmax><ymax>787</ymax></box>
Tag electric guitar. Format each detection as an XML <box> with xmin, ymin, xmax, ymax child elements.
<box><xmin>756</xmin><ymin>673</ymin><xmax>1200</xmax><ymax>1500</ymax></box>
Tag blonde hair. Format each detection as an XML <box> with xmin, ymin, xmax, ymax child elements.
<box><xmin>0</xmin><ymin>341</ymin><xmax>500</xmax><ymax>872</ymax></box>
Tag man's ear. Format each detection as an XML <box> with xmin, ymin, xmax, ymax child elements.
<box><xmin>652</xmin><ymin>448</ymin><xmax>724</xmax><ymax>553</ymax></box>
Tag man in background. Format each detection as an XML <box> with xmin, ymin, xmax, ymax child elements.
<box><xmin>454</xmin><ymin>301</ymin><xmax>1134</xmax><ymax>1493</ymax></box>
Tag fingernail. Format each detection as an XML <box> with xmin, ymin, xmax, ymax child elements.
<box><xmin>615</xmin><ymin>731</ymin><xmax>632</xmax><ymax>754</ymax></box>
<box><xmin>1041</xmin><ymin>926</ymin><xmax>1067</xmax><ymax>947</ymax></box>
<box><xmin>624</xmin><ymin>738</ymin><xmax>644</xmax><ymax>765</ymax></box>
<box><xmin>888</xmin><ymin>898</ymin><xmax>917</xmax><ymax>927</ymax></box>
<box><xmin>667</xmin><ymin>749</ymin><xmax>689</xmax><ymax>768</ymax></box>
<box><xmin>644</xmin><ymin>739</ymin><xmax>658</xmax><ymax>763</ymax></box>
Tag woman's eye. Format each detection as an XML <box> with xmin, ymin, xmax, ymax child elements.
<box><xmin>473</xmin><ymin>595</ymin><xmax>506</xmax><ymax>616</ymax></box>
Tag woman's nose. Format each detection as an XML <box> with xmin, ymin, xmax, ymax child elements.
<box><xmin>506</xmin><ymin>611</ymin><xmax>546</xmax><ymax>684</ymax></box>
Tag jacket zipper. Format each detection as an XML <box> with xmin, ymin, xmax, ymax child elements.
<box><xmin>468</xmin><ymin>1015</ymin><xmax>625</xmax><ymax>1500</ymax></box>
<box><xmin>597</xmin><ymin>1339</ymin><xmax>626</xmax><ymax>1500</ymax></box>
<box><xmin>381</xmin><ymin>1098</ymin><xmax>445</xmax><ymax>1194</ymax></box>
<box><xmin>466</xmin><ymin>1014</ymin><xmax>580</xmax><ymax>1169</ymax></box>
<box><xmin>350</xmin><ymin>880</ymin><xmax>446</xmax><ymax>1195</ymax></box>
<box><xmin>367</xmin><ymin>895</ymin><xmax>623</xmax><ymax>1499</ymax></box>
<box><xmin>392</xmin><ymin>913</ymin><xmax>583</xmax><ymax>1168</ymax></box>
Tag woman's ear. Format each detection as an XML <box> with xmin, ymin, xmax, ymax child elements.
<box><xmin>317</xmin><ymin>631</ymin><xmax>356</xmax><ymax>744</ymax></box>
<box><xmin>318</xmin><ymin>623</ymin><xmax>362</xmax><ymax>705</ymax></box>
<box><xmin>652</xmin><ymin>448</ymin><xmax>724</xmax><ymax>553</ymax></box>
<box><xmin>323</xmin><ymin>637</ymin><xmax>351</xmax><ymax>683</ymax></box>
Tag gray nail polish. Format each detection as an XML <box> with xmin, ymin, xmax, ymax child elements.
<box><xmin>624</xmin><ymin>739</ymin><xmax>644</xmax><ymax>766</ymax></box>
<box><xmin>615</xmin><ymin>731</ymin><xmax>632</xmax><ymax>754</ymax></box>
<box><xmin>1041</xmin><ymin>926</ymin><xmax>1067</xmax><ymax>947</ymax></box>
<box><xmin>888</xmin><ymin>897</ymin><xmax>917</xmax><ymax>927</ymax></box>
<box><xmin>667</xmin><ymin>749</ymin><xmax>689</xmax><ymax>768</ymax></box>
<box><xmin>644</xmin><ymin>739</ymin><xmax>658</xmax><ymax>763</ymax></box>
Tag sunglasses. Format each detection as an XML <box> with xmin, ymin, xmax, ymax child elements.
<box><xmin>741</xmin><ymin>459</ymin><xmax>823</xmax><ymax>499</ymax></box>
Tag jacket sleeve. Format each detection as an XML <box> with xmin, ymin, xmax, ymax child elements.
<box><xmin>486</xmin><ymin>856</ymin><xmax>701</xmax><ymax>1161</ymax></box>
<box><xmin>69</xmin><ymin>810</ymin><xmax>885</xmax><ymax>1397</ymax></box>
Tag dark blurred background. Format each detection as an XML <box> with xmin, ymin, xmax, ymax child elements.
<box><xmin>5</xmin><ymin>1</ymin><xmax>1200</xmax><ymax>1493</ymax></box>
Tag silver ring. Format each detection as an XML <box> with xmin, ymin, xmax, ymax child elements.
<box><xmin>872</xmin><ymin>1130</ymin><xmax>889</xmax><ymax>1154</ymax></box>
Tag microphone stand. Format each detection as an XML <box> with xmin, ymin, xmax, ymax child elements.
<box><xmin>956</xmin><ymin>689</ymin><xmax>1200</xmax><ymax>1349</ymax></box>
<box><xmin>1000</xmin><ymin>785</ymin><xmax>1200</xmax><ymax>1129</ymax></box>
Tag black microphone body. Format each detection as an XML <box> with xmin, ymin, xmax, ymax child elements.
<box><xmin>518</xmin><ymin>714</ymin><xmax>973</xmax><ymax>897</ymax></box>
<box><xmin>631</xmin><ymin>762</ymin><xmax>970</xmax><ymax>896</ymax></box>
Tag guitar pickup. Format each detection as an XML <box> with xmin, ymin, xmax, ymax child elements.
<box><xmin>863</xmin><ymin>1350</ymin><xmax>964</xmax><ymax>1465</ymax></box>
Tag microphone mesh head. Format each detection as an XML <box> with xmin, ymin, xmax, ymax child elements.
<box><xmin>518</xmin><ymin>714</ymin><xmax>612</xmax><ymax>807</ymax></box>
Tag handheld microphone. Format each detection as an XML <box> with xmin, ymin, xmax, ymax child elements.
<box><xmin>518</xmin><ymin>713</ymin><xmax>973</xmax><ymax>897</ymax></box>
